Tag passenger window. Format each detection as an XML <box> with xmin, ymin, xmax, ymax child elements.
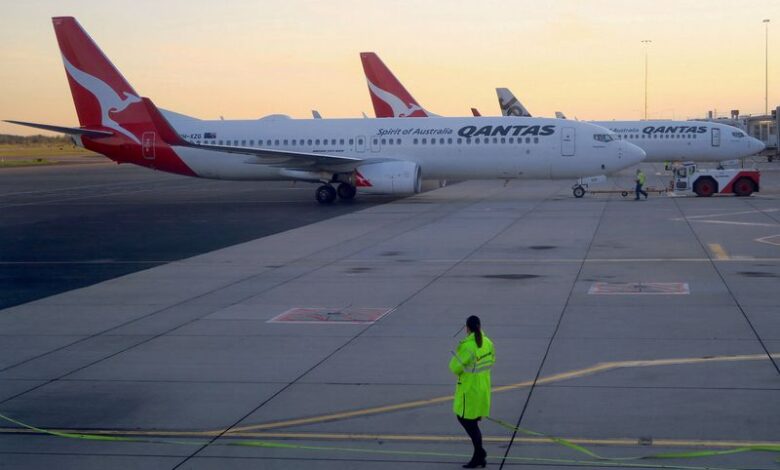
<box><xmin>457</xmin><ymin>138</ymin><xmax>462</xmax><ymax>144</ymax></box>
<box><xmin>316</xmin><ymin>139</ymin><xmax>320</xmax><ymax>145</ymax></box>
<box><xmin>413</xmin><ymin>138</ymin><xmax>419</xmax><ymax>145</ymax></box>
<box><xmin>475</xmin><ymin>138</ymin><xmax>480</xmax><ymax>144</ymax></box>
<box><xmin>466</xmin><ymin>138</ymin><xmax>471</xmax><ymax>144</ymax></box>
<box><xmin>249</xmin><ymin>140</ymin><xmax>254</xmax><ymax>146</ymax></box>
<box><xmin>331</xmin><ymin>139</ymin><xmax>336</xmax><ymax>145</ymax></box>
<box><xmin>509</xmin><ymin>137</ymin><xmax>514</xmax><ymax>144</ymax></box>
<box><xmin>234</xmin><ymin>140</ymin><xmax>239</xmax><ymax>146</ymax></box>
<box><xmin>372</xmin><ymin>138</ymin><xmax>378</xmax><ymax>145</ymax></box>
<box><xmin>440</xmin><ymin>138</ymin><xmax>445</xmax><ymax>144</ymax></box>
<box><xmin>340</xmin><ymin>139</ymin><xmax>345</xmax><ymax>145</ymax></box>
<box><xmin>273</xmin><ymin>139</ymin><xmax>279</xmax><ymax>145</ymax></box>
<box><xmin>349</xmin><ymin>139</ymin><xmax>354</xmax><ymax>145</ymax></box>
<box><xmin>525</xmin><ymin>137</ymin><xmax>531</xmax><ymax>143</ymax></box>
<box><xmin>431</xmin><ymin>139</ymin><xmax>435</xmax><ymax>145</ymax></box>
<box><xmin>396</xmin><ymin>138</ymin><xmax>401</xmax><ymax>145</ymax></box>
<box><xmin>218</xmin><ymin>140</ymin><xmax>223</xmax><ymax>145</ymax></box>
<box><xmin>308</xmin><ymin>139</ymin><xmax>313</xmax><ymax>145</ymax></box>
<box><xmin>381</xmin><ymin>138</ymin><xmax>386</xmax><ymax>145</ymax></box>
<box><xmin>534</xmin><ymin>137</ymin><xmax>539</xmax><ymax>143</ymax></box>
<box><xmin>448</xmin><ymin>138</ymin><xmax>453</xmax><ymax>144</ymax></box>
<box><xmin>500</xmin><ymin>137</ymin><xmax>506</xmax><ymax>144</ymax></box>
<box><xmin>422</xmin><ymin>138</ymin><xmax>427</xmax><ymax>144</ymax></box>
<box><xmin>492</xmin><ymin>137</ymin><xmax>498</xmax><ymax>144</ymax></box>
<box><xmin>241</xmin><ymin>140</ymin><xmax>246</xmax><ymax>146</ymax></box>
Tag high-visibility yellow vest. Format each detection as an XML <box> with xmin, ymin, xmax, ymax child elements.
<box><xmin>449</xmin><ymin>332</ymin><xmax>495</xmax><ymax>419</ymax></box>
<box><xmin>638</xmin><ymin>172</ymin><xmax>646</xmax><ymax>185</ymax></box>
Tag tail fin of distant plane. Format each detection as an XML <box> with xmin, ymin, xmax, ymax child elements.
<box><xmin>555</xmin><ymin>111</ymin><xmax>567</xmax><ymax>119</ymax></box>
<box><xmin>360</xmin><ymin>52</ymin><xmax>433</xmax><ymax>118</ymax></box>
<box><xmin>496</xmin><ymin>88</ymin><xmax>532</xmax><ymax>117</ymax></box>
<box><xmin>471</xmin><ymin>108</ymin><xmax>482</xmax><ymax>117</ymax></box>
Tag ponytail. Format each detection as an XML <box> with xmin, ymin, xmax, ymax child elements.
<box><xmin>466</xmin><ymin>315</ymin><xmax>483</xmax><ymax>348</ymax></box>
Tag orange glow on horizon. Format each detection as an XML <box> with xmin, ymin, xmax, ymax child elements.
<box><xmin>1</xmin><ymin>0</ymin><xmax>778</xmax><ymax>136</ymax></box>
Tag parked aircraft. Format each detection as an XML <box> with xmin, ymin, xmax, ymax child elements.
<box><xmin>7</xmin><ymin>19</ymin><xmax>645</xmax><ymax>204</ymax></box>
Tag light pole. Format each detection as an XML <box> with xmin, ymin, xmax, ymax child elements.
<box><xmin>642</xmin><ymin>40</ymin><xmax>652</xmax><ymax>120</ymax></box>
<box><xmin>764</xmin><ymin>19</ymin><xmax>770</xmax><ymax>115</ymax></box>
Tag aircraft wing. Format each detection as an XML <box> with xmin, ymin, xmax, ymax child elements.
<box><xmin>4</xmin><ymin>120</ymin><xmax>114</xmax><ymax>138</ymax></box>
<box><xmin>186</xmin><ymin>142</ymin><xmax>365</xmax><ymax>170</ymax></box>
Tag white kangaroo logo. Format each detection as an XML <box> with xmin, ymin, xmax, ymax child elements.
<box><xmin>366</xmin><ymin>80</ymin><xmax>424</xmax><ymax>118</ymax></box>
<box><xmin>62</xmin><ymin>55</ymin><xmax>142</xmax><ymax>144</ymax></box>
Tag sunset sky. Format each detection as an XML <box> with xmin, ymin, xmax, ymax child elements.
<box><xmin>1</xmin><ymin>0</ymin><xmax>778</xmax><ymax>135</ymax></box>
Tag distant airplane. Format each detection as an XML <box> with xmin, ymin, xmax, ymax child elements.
<box><xmin>494</xmin><ymin>89</ymin><xmax>764</xmax><ymax>163</ymax></box>
<box><xmin>311</xmin><ymin>110</ymin><xmax>322</xmax><ymax>119</ymax></box>
<box><xmin>471</xmin><ymin>108</ymin><xmax>482</xmax><ymax>117</ymax></box>
<box><xmin>496</xmin><ymin>88</ymin><xmax>532</xmax><ymax>117</ymax></box>
<box><xmin>6</xmin><ymin>18</ymin><xmax>645</xmax><ymax>204</ymax></box>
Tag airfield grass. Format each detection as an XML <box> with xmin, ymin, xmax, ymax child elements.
<box><xmin>0</xmin><ymin>144</ymin><xmax>100</xmax><ymax>168</ymax></box>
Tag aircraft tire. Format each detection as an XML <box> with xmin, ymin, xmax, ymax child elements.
<box><xmin>573</xmin><ymin>185</ymin><xmax>586</xmax><ymax>198</ymax></box>
<box><xmin>732</xmin><ymin>177</ymin><xmax>755</xmax><ymax>197</ymax></box>
<box><xmin>316</xmin><ymin>184</ymin><xmax>337</xmax><ymax>204</ymax></box>
<box><xmin>337</xmin><ymin>183</ymin><xmax>356</xmax><ymax>200</ymax></box>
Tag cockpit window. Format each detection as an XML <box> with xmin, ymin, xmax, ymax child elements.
<box><xmin>732</xmin><ymin>131</ymin><xmax>745</xmax><ymax>138</ymax></box>
<box><xmin>593</xmin><ymin>134</ymin><xmax>616</xmax><ymax>143</ymax></box>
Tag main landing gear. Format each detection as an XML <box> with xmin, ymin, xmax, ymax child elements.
<box><xmin>315</xmin><ymin>183</ymin><xmax>356</xmax><ymax>204</ymax></box>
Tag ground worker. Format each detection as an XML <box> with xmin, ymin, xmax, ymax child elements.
<box><xmin>635</xmin><ymin>168</ymin><xmax>648</xmax><ymax>200</ymax></box>
<box><xmin>449</xmin><ymin>315</ymin><xmax>495</xmax><ymax>468</ymax></box>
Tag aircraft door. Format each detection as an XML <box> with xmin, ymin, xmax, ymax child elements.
<box><xmin>711</xmin><ymin>128</ymin><xmax>721</xmax><ymax>147</ymax></box>
<box><xmin>561</xmin><ymin>127</ymin><xmax>575</xmax><ymax>156</ymax></box>
<box><xmin>355</xmin><ymin>136</ymin><xmax>366</xmax><ymax>152</ymax></box>
<box><xmin>142</xmin><ymin>132</ymin><xmax>155</xmax><ymax>160</ymax></box>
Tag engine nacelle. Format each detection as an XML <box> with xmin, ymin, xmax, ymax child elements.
<box><xmin>355</xmin><ymin>161</ymin><xmax>422</xmax><ymax>195</ymax></box>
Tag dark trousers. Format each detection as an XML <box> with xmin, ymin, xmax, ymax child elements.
<box><xmin>635</xmin><ymin>182</ymin><xmax>648</xmax><ymax>199</ymax></box>
<box><xmin>457</xmin><ymin>416</ymin><xmax>484</xmax><ymax>458</ymax></box>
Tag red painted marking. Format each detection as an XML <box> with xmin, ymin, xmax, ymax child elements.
<box><xmin>355</xmin><ymin>170</ymin><xmax>372</xmax><ymax>187</ymax></box>
<box><xmin>721</xmin><ymin>170</ymin><xmax>760</xmax><ymax>193</ymax></box>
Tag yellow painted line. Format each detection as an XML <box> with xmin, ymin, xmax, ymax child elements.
<box><xmin>2</xmin><ymin>427</ymin><xmax>778</xmax><ymax>450</ymax></box>
<box><xmin>708</xmin><ymin>243</ymin><xmax>730</xmax><ymax>260</ymax></box>
<box><xmin>229</xmin><ymin>353</ymin><xmax>779</xmax><ymax>433</ymax></box>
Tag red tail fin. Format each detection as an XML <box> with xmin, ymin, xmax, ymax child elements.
<box><xmin>360</xmin><ymin>52</ymin><xmax>430</xmax><ymax>118</ymax></box>
<box><xmin>52</xmin><ymin>17</ymin><xmax>144</xmax><ymax>143</ymax></box>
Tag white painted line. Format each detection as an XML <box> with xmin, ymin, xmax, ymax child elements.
<box><xmin>692</xmin><ymin>220</ymin><xmax>779</xmax><ymax>227</ymax></box>
<box><xmin>756</xmin><ymin>234</ymin><xmax>780</xmax><ymax>246</ymax></box>
<box><xmin>672</xmin><ymin>208</ymin><xmax>780</xmax><ymax>221</ymax></box>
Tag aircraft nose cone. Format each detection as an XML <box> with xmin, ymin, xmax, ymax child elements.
<box><xmin>752</xmin><ymin>137</ymin><xmax>766</xmax><ymax>154</ymax></box>
<box><xmin>625</xmin><ymin>142</ymin><xmax>646</xmax><ymax>165</ymax></box>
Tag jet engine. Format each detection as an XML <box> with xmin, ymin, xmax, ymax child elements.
<box><xmin>355</xmin><ymin>161</ymin><xmax>422</xmax><ymax>195</ymax></box>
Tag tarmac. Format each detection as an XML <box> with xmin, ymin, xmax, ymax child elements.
<box><xmin>0</xmin><ymin>160</ymin><xmax>779</xmax><ymax>469</ymax></box>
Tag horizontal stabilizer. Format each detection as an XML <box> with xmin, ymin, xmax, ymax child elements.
<box><xmin>4</xmin><ymin>120</ymin><xmax>114</xmax><ymax>137</ymax></box>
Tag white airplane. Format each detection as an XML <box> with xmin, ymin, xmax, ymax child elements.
<box><xmin>360</xmin><ymin>52</ymin><xmax>763</xmax><ymax>164</ymax></box>
<box><xmin>7</xmin><ymin>18</ymin><xmax>644</xmax><ymax>204</ymax></box>
<box><xmin>493</xmin><ymin>89</ymin><xmax>764</xmax><ymax>163</ymax></box>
